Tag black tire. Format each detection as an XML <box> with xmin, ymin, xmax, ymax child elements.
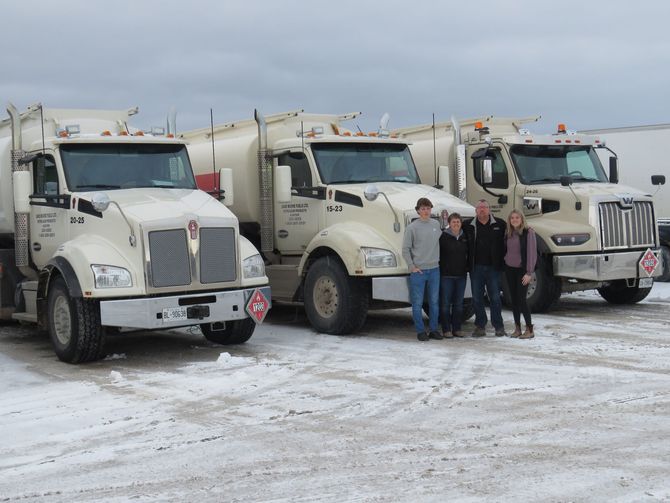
<box><xmin>47</xmin><ymin>276</ymin><xmax>106</xmax><ymax>363</ymax></box>
<box><xmin>304</xmin><ymin>256</ymin><xmax>369</xmax><ymax>334</ymax></box>
<box><xmin>597</xmin><ymin>279</ymin><xmax>653</xmax><ymax>304</ymax></box>
<box><xmin>504</xmin><ymin>256</ymin><xmax>561</xmax><ymax>313</ymax></box>
<box><xmin>658</xmin><ymin>246</ymin><xmax>670</xmax><ymax>282</ymax></box>
<box><xmin>200</xmin><ymin>318</ymin><xmax>256</xmax><ymax>344</ymax></box>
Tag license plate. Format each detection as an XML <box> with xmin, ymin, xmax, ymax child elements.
<box><xmin>162</xmin><ymin>307</ymin><xmax>187</xmax><ymax>322</ymax></box>
<box><xmin>639</xmin><ymin>277</ymin><xmax>653</xmax><ymax>288</ymax></box>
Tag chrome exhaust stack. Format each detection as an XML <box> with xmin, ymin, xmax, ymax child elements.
<box><xmin>254</xmin><ymin>109</ymin><xmax>274</xmax><ymax>252</ymax></box>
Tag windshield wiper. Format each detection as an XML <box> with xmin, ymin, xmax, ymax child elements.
<box><xmin>570</xmin><ymin>176</ymin><xmax>601</xmax><ymax>182</ymax></box>
<box><xmin>75</xmin><ymin>184</ymin><xmax>121</xmax><ymax>190</ymax></box>
<box><xmin>529</xmin><ymin>177</ymin><xmax>560</xmax><ymax>184</ymax></box>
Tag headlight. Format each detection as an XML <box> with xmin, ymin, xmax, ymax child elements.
<box><xmin>243</xmin><ymin>254</ymin><xmax>265</xmax><ymax>279</ymax></box>
<box><xmin>91</xmin><ymin>265</ymin><xmax>132</xmax><ymax>288</ymax></box>
<box><xmin>362</xmin><ymin>247</ymin><xmax>397</xmax><ymax>268</ymax></box>
<box><xmin>551</xmin><ymin>233</ymin><xmax>590</xmax><ymax>246</ymax></box>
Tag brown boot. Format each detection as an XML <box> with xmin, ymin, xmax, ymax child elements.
<box><xmin>519</xmin><ymin>324</ymin><xmax>534</xmax><ymax>339</ymax></box>
<box><xmin>511</xmin><ymin>324</ymin><xmax>522</xmax><ymax>338</ymax></box>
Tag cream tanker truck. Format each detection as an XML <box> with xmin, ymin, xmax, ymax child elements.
<box><xmin>0</xmin><ymin>103</ymin><xmax>270</xmax><ymax>363</ymax></box>
<box><xmin>394</xmin><ymin>116</ymin><xmax>665</xmax><ymax>311</ymax></box>
<box><xmin>181</xmin><ymin>110</ymin><xmax>475</xmax><ymax>335</ymax></box>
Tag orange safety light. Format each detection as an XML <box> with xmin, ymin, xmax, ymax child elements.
<box><xmin>574</xmin><ymin>139</ymin><xmax>581</xmax><ymax>144</ymax></box>
<box><xmin>555</xmin><ymin>139</ymin><xmax>561</xmax><ymax>143</ymax></box>
<box><xmin>119</xmin><ymin>131</ymin><xmax>129</xmax><ymax>136</ymax></box>
<box><xmin>368</xmin><ymin>132</ymin><xmax>378</xmax><ymax>137</ymax></box>
<box><xmin>565</xmin><ymin>139</ymin><xmax>572</xmax><ymax>143</ymax></box>
<box><xmin>58</xmin><ymin>130</ymin><xmax>69</xmax><ymax>138</ymax></box>
<box><xmin>306</xmin><ymin>131</ymin><xmax>316</xmax><ymax>138</ymax></box>
<box><xmin>342</xmin><ymin>131</ymin><xmax>351</xmax><ymax>137</ymax></box>
<box><xmin>525</xmin><ymin>139</ymin><xmax>533</xmax><ymax>143</ymax></box>
<box><xmin>355</xmin><ymin>132</ymin><xmax>366</xmax><ymax>136</ymax></box>
<box><xmin>474</xmin><ymin>121</ymin><xmax>483</xmax><ymax>130</ymax></box>
<box><xmin>166</xmin><ymin>133</ymin><xmax>174</xmax><ymax>138</ymax></box>
<box><xmin>390</xmin><ymin>133</ymin><xmax>398</xmax><ymax>138</ymax></box>
<box><xmin>101</xmin><ymin>130</ymin><xmax>112</xmax><ymax>136</ymax></box>
<box><xmin>557</xmin><ymin>123</ymin><xmax>567</xmax><ymax>134</ymax></box>
<box><xmin>134</xmin><ymin>131</ymin><xmax>145</xmax><ymax>136</ymax></box>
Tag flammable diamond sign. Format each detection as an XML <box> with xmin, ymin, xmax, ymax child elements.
<box><xmin>639</xmin><ymin>248</ymin><xmax>659</xmax><ymax>277</ymax></box>
<box><xmin>245</xmin><ymin>288</ymin><xmax>270</xmax><ymax>323</ymax></box>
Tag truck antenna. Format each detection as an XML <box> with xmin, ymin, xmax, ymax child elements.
<box><xmin>39</xmin><ymin>104</ymin><xmax>46</xmax><ymax>155</ymax></box>
<box><xmin>432</xmin><ymin>113</ymin><xmax>437</xmax><ymax>185</ymax></box>
<box><xmin>210</xmin><ymin>109</ymin><xmax>216</xmax><ymax>191</ymax></box>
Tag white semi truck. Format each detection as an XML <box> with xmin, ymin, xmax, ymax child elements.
<box><xmin>579</xmin><ymin>123</ymin><xmax>670</xmax><ymax>281</ymax></box>
<box><xmin>0</xmin><ymin>104</ymin><xmax>270</xmax><ymax>363</ymax></box>
<box><xmin>181</xmin><ymin>110</ymin><xmax>475</xmax><ymax>335</ymax></box>
<box><xmin>395</xmin><ymin>116</ymin><xmax>665</xmax><ymax>311</ymax></box>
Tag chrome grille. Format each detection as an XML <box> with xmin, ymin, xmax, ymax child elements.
<box><xmin>149</xmin><ymin>229</ymin><xmax>191</xmax><ymax>287</ymax></box>
<box><xmin>200</xmin><ymin>227</ymin><xmax>236</xmax><ymax>283</ymax></box>
<box><xmin>599</xmin><ymin>201</ymin><xmax>655</xmax><ymax>250</ymax></box>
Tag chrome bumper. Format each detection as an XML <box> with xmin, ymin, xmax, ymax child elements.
<box><xmin>553</xmin><ymin>250</ymin><xmax>662</xmax><ymax>281</ymax></box>
<box><xmin>99</xmin><ymin>286</ymin><xmax>271</xmax><ymax>329</ymax></box>
<box><xmin>372</xmin><ymin>275</ymin><xmax>472</xmax><ymax>303</ymax></box>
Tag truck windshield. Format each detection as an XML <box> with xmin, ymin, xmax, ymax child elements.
<box><xmin>60</xmin><ymin>143</ymin><xmax>197</xmax><ymax>191</ymax></box>
<box><xmin>311</xmin><ymin>143</ymin><xmax>420</xmax><ymax>184</ymax></box>
<box><xmin>509</xmin><ymin>144</ymin><xmax>608</xmax><ymax>184</ymax></box>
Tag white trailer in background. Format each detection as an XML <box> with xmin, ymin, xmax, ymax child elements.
<box><xmin>580</xmin><ymin>124</ymin><xmax>670</xmax><ymax>281</ymax></box>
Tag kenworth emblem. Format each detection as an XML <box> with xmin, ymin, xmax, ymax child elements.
<box><xmin>188</xmin><ymin>220</ymin><xmax>198</xmax><ymax>240</ymax></box>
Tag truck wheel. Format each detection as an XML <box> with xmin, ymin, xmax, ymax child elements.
<box><xmin>597</xmin><ymin>280</ymin><xmax>653</xmax><ymax>304</ymax></box>
<box><xmin>658</xmin><ymin>246</ymin><xmax>670</xmax><ymax>282</ymax></box>
<box><xmin>304</xmin><ymin>256</ymin><xmax>369</xmax><ymax>335</ymax></box>
<box><xmin>525</xmin><ymin>257</ymin><xmax>561</xmax><ymax>313</ymax></box>
<box><xmin>200</xmin><ymin>318</ymin><xmax>256</xmax><ymax>344</ymax></box>
<box><xmin>47</xmin><ymin>276</ymin><xmax>106</xmax><ymax>363</ymax></box>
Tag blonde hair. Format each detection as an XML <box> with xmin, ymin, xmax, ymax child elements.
<box><xmin>506</xmin><ymin>209</ymin><xmax>528</xmax><ymax>236</ymax></box>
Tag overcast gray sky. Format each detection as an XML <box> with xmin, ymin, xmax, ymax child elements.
<box><xmin>3</xmin><ymin>0</ymin><xmax>670</xmax><ymax>134</ymax></box>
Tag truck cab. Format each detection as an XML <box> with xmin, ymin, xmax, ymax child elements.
<box><xmin>397</xmin><ymin>116</ymin><xmax>664</xmax><ymax>311</ymax></box>
<box><xmin>0</xmin><ymin>104</ymin><xmax>270</xmax><ymax>363</ymax></box>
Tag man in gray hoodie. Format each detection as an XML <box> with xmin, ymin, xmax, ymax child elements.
<box><xmin>402</xmin><ymin>197</ymin><xmax>442</xmax><ymax>341</ymax></box>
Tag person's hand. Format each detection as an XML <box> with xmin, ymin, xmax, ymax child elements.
<box><xmin>522</xmin><ymin>273</ymin><xmax>532</xmax><ymax>286</ymax></box>
<box><xmin>411</xmin><ymin>266</ymin><xmax>423</xmax><ymax>274</ymax></box>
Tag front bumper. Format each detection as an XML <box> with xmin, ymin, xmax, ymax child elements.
<box><xmin>372</xmin><ymin>275</ymin><xmax>472</xmax><ymax>303</ymax></box>
<box><xmin>99</xmin><ymin>286</ymin><xmax>271</xmax><ymax>329</ymax></box>
<box><xmin>553</xmin><ymin>250</ymin><xmax>662</xmax><ymax>281</ymax></box>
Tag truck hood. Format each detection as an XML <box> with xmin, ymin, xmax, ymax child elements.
<box><xmin>83</xmin><ymin>188</ymin><xmax>237</xmax><ymax>225</ymax></box>
<box><xmin>532</xmin><ymin>182</ymin><xmax>652</xmax><ymax>203</ymax></box>
<box><xmin>338</xmin><ymin>182</ymin><xmax>475</xmax><ymax>216</ymax></box>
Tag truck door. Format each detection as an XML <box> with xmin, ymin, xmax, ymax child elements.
<box><xmin>466</xmin><ymin>145</ymin><xmax>515</xmax><ymax>219</ymax></box>
<box><xmin>29</xmin><ymin>155</ymin><xmax>69</xmax><ymax>269</ymax></box>
<box><xmin>274</xmin><ymin>151</ymin><xmax>322</xmax><ymax>254</ymax></box>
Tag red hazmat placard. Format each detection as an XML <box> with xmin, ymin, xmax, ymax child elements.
<box><xmin>245</xmin><ymin>289</ymin><xmax>270</xmax><ymax>324</ymax></box>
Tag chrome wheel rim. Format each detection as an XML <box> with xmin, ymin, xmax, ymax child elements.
<box><xmin>53</xmin><ymin>295</ymin><xmax>72</xmax><ymax>345</ymax></box>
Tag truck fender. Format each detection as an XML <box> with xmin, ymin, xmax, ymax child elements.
<box><xmin>36</xmin><ymin>257</ymin><xmax>83</xmax><ymax>329</ymax></box>
<box><xmin>298</xmin><ymin>223</ymin><xmax>396</xmax><ymax>276</ymax></box>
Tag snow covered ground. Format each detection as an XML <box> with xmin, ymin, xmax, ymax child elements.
<box><xmin>1</xmin><ymin>284</ymin><xmax>670</xmax><ymax>502</ymax></box>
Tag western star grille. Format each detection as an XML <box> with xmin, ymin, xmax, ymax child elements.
<box><xmin>148</xmin><ymin>227</ymin><xmax>237</xmax><ymax>287</ymax></box>
<box><xmin>599</xmin><ymin>201</ymin><xmax>655</xmax><ymax>250</ymax></box>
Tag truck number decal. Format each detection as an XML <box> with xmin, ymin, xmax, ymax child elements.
<box><xmin>326</xmin><ymin>205</ymin><xmax>343</xmax><ymax>212</ymax></box>
<box><xmin>70</xmin><ymin>216</ymin><xmax>85</xmax><ymax>224</ymax></box>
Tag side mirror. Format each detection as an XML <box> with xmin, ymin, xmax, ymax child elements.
<box><xmin>275</xmin><ymin>165</ymin><xmax>292</xmax><ymax>203</ymax></box>
<box><xmin>481</xmin><ymin>158</ymin><xmax>493</xmax><ymax>185</ymax></box>
<box><xmin>219</xmin><ymin>168</ymin><xmax>234</xmax><ymax>206</ymax></box>
<box><xmin>364</xmin><ymin>184</ymin><xmax>380</xmax><ymax>201</ymax></box>
<box><xmin>437</xmin><ymin>165</ymin><xmax>450</xmax><ymax>192</ymax></box>
<box><xmin>609</xmin><ymin>157</ymin><xmax>619</xmax><ymax>184</ymax></box>
<box><xmin>652</xmin><ymin>175</ymin><xmax>666</xmax><ymax>186</ymax></box>
<box><xmin>12</xmin><ymin>171</ymin><xmax>32</xmax><ymax>213</ymax></box>
<box><xmin>91</xmin><ymin>192</ymin><xmax>111</xmax><ymax>212</ymax></box>
<box><xmin>560</xmin><ymin>175</ymin><xmax>573</xmax><ymax>187</ymax></box>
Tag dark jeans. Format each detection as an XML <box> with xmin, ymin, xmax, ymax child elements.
<box><xmin>505</xmin><ymin>266</ymin><xmax>532</xmax><ymax>326</ymax></box>
<box><xmin>440</xmin><ymin>275</ymin><xmax>467</xmax><ymax>332</ymax></box>
<box><xmin>470</xmin><ymin>264</ymin><xmax>504</xmax><ymax>330</ymax></box>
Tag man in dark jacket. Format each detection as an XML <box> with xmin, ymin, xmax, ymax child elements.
<box><xmin>464</xmin><ymin>199</ymin><xmax>506</xmax><ymax>337</ymax></box>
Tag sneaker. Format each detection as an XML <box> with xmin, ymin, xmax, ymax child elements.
<box><xmin>417</xmin><ymin>331</ymin><xmax>430</xmax><ymax>341</ymax></box>
<box><xmin>452</xmin><ymin>330</ymin><xmax>465</xmax><ymax>338</ymax></box>
<box><xmin>495</xmin><ymin>327</ymin><xmax>507</xmax><ymax>337</ymax></box>
<box><xmin>442</xmin><ymin>331</ymin><xmax>454</xmax><ymax>339</ymax></box>
<box><xmin>429</xmin><ymin>330</ymin><xmax>444</xmax><ymax>340</ymax></box>
<box><xmin>472</xmin><ymin>326</ymin><xmax>486</xmax><ymax>337</ymax></box>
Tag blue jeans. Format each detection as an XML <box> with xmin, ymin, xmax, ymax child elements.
<box><xmin>470</xmin><ymin>265</ymin><xmax>504</xmax><ymax>330</ymax></box>
<box><xmin>409</xmin><ymin>267</ymin><xmax>440</xmax><ymax>333</ymax></box>
<box><xmin>440</xmin><ymin>275</ymin><xmax>467</xmax><ymax>332</ymax></box>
